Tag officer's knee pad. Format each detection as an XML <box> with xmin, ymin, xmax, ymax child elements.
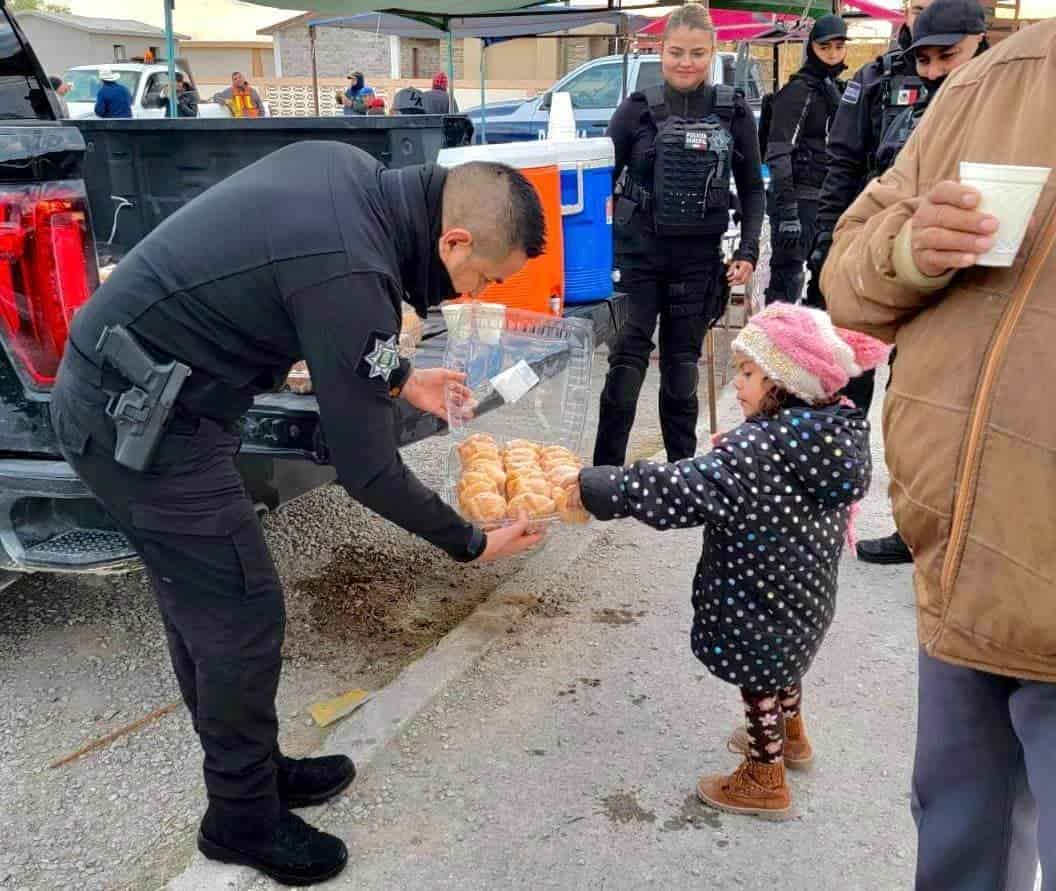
<box><xmin>602</xmin><ymin>363</ymin><xmax>646</xmax><ymax>410</ymax></box>
<box><xmin>660</xmin><ymin>361</ymin><xmax>699</xmax><ymax>401</ymax></box>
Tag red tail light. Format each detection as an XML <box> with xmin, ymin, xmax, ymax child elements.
<box><xmin>0</xmin><ymin>182</ymin><xmax>98</xmax><ymax>389</ymax></box>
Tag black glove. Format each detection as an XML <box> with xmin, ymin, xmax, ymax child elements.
<box><xmin>808</xmin><ymin>230</ymin><xmax>833</xmax><ymax>276</ymax></box>
<box><xmin>775</xmin><ymin>206</ymin><xmax>802</xmax><ymax>251</ymax></box>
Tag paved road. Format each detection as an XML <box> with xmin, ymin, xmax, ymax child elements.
<box><xmin>241</xmin><ymin>368</ymin><xmax>930</xmax><ymax>891</ymax></box>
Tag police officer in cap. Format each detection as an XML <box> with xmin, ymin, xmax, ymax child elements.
<box><xmin>594</xmin><ymin>2</ymin><xmax>765</xmax><ymax>467</ymax></box>
<box><xmin>829</xmin><ymin>0</ymin><xmax>988</xmax><ymax>566</ymax></box>
<box><xmin>810</xmin><ymin>0</ymin><xmax>932</xmax><ymax>314</ymax></box>
<box><xmin>49</xmin><ymin>144</ymin><xmax>546</xmax><ymax>885</ymax></box>
<box><xmin>879</xmin><ymin>0</ymin><xmax>988</xmax><ymax>173</ymax></box>
<box><xmin>764</xmin><ymin>14</ymin><xmax>849</xmax><ymax>304</ymax></box>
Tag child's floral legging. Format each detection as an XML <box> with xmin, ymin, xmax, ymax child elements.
<box><xmin>741</xmin><ymin>685</ymin><xmax>802</xmax><ymax>764</ymax></box>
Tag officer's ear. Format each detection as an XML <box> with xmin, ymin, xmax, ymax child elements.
<box><xmin>438</xmin><ymin>227</ymin><xmax>474</xmax><ymax>265</ymax></box>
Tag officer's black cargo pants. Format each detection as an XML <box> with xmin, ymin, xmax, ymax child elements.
<box><xmin>765</xmin><ymin>198</ymin><xmax>819</xmax><ymax>306</ymax></box>
<box><xmin>594</xmin><ymin>228</ymin><xmax>724</xmax><ymax>467</ymax></box>
<box><xmin>51</xmin><ymin>349</ymin><xmax>285</xmax><ymax>825</ymax></box>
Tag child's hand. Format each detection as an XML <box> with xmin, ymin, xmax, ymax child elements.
<box><xmin>557</xmin><ymin>481</ymin><xmax>591</xmax><ymax>525</ymax></box>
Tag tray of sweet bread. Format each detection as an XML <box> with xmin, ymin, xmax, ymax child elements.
<box><xmin>452</xmin><ymin>433</ymin><xmax>589</xmax><ymax>528</ymax></box>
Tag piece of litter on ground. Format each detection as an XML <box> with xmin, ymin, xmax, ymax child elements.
<box><xmin>308</xmin><ymin>689</ymin><xmax>373</xmax><ymax>727</ymax></box>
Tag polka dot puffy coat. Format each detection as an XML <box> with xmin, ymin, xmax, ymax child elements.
<box><xmin>581</xmin><ymin>402</ymin><xmax>871</xmax><ymax>691</ymax></box>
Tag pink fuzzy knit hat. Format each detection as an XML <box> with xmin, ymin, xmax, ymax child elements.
<box><xmin>732</xmin><ymin>303</ymin><xmax>890</xmax><ymax>404</ymax></box>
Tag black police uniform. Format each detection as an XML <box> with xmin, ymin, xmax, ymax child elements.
<box><xmin>49</xmin><ymin>143</ymin><xmax>485</xmax><ymax>834</ymax></box>
<box><xmin>765</xmin><ymin>19</ymin><xmax>847</xmax><ymax>305</ymax></box>
<box><xmin>594</xmin><ymin>81</ymin><xmax>765</xmax><ymax>467</ymax></box>
<box><xmin>809</xmin><ymin>25</ymin><xmax>922</xmax><ymax>411</ymax></box>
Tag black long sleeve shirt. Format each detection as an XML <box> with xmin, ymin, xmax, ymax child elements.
<box><xmin>606</xmin><ymin>82</ymin><xmax>766</xmax><ymax>264</ymax></box>
<box><xmin>70</xmin><ymin>141</ymin><xmax>483</xmax><ymax>562</ymax></box>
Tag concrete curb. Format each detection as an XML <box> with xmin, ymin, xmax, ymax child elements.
<box><xmin>166</xmin><ymin>511</ymin><xmax>616</xmax><ymax>891</ymax></box>
<box><xmin>168</xmin><ymin>379</ymin><xmax>741</xmax><ymax>891</ymax></box>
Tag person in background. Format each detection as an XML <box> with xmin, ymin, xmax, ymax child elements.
<box><xmin>807</xmin><ymin>0</ymin><xmax>931</xmax><ymax>432</ymax></box>
<box><xmin>593</xmin><ymin>2</ymin><xmax>765</xmax><ymax>468</ymax></box>
<box><xmin>392</xmin><ymin>86</ymin><xmax>427</xmax><ymax>115</ymax></box>
<box><xmin>823</xmin><ymin>19</ymin><xmax>1056</xmax><ymax>890</ymax></box>
<box><xmin>48</xmin><ymin>76</ymin><xmax>70</xmax><ymax>118</ymax></box>
<box><xmin>94</xmin><ymin>67</ymin><xmax>132</xmax><ymax>119</ymax></box>
<box><xmin>764</xmin><ymin>15</ymin><xmax>848</xmax><ymax>305</ymax></box>
<box><xmin>165</xmin><ymin>72</ymin><xmax>199</xmax><ymax>119</ymax></box>
<box><xmin>341</xmin><ymin>70</ymin><xmax>375</xmax><ymax>116</ymax></box>
<box><xmin>213</xmin><ymin>72</ymin><xmax>263</xmax><ymax>119</ymax></box>
<box><xmin>423</xmin><ymin>71</ymin><xmax>457</xmax><ymax>114</ymax></box>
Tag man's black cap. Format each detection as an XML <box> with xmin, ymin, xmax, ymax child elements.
<box><xmin>810</xmin><ymin>14</ymin><xmax>848</xmax><ymax>44</ymax></box>
<box><xmin>908</xmin><ymin>0</ymin><xmax>986</xmax><ymax>51</ymax></box>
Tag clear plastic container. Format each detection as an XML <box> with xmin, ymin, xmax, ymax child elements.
<box><xmin>442</xmin><ymin>301</ymin><xmax>594</xmax><ymax>528</ymax></box>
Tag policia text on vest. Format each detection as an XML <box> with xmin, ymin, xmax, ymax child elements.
<box><xmin>594</xmin><ymin>80</ymin><xmax>765</xmax><ymax>467</ymax></box>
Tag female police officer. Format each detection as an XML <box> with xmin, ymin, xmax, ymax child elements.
<box><xmin>593</xmin><ymin>2</ymin><xmax>765</xmax><ymax>467</ymax></box>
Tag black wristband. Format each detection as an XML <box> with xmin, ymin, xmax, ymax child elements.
<box><xmin>453</xmin><ymin>525</ymin><xmax>487</xmax><ymax>563</ymax></box>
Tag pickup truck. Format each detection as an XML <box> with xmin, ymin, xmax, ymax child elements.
<box><xmin>0</xmin><ymin>4</ymin><xmax>622</xmax><ymax>578</ymax></box>
<box><xmin>465</xmin><ymin>51</ymin><xmax>765</xmax><ymax>143</ymax></box>
<box><xmin>62</xmin><ymin>62</ymin><xmax>237</xmax><ymax>120</ymax></box>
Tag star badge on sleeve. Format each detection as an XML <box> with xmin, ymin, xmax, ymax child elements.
<box><xmin>358</xmin><ymin>332</ymin><xmax>400</xmax><ymax>382</ymax></box>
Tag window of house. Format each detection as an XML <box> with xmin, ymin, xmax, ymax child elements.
<box><xmin>113</xmin><ymin>45</ymin><xmax>127</xmax><ymax>62</ymax></box>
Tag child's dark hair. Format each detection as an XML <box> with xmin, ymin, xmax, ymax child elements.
<box><xmin>758</xmin><ymin>382</ymin><xmax>793</xmax><ymax>417</ymax></box>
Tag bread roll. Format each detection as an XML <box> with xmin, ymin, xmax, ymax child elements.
<box><xmin>507</xmin><ymin>475</ymin><xmax>552</xmax><ymax>499</ymax></box>
<box><xmin>461</xmin><ymin>491</ymin><xmax>508</xmax><ymax>524</ymax></box>
<box><xmin>459</xmin><ymin>480</ymin><xmax>499</xmax><ymax>502</ymax></box>
<box><xmin>546</xmin><ymin>465</ymin><xmax>581</xmax><ymax>487</ymax></box>
<box><xmin>464</xmin><ymin>461</ymin><xmax>506</xmax><ymax>488</ymax></box>
<box><xmin>460</xmin><ymin>443</ymin><xmax>501</xmax><ymax>465</ymax></box>
<box><xmin>507</xmin><ymin>492</ymin><xmax>556</xmax><ymax>520</ymax></box>
<box><xmin>540</xmin><ymin>448</ymin><xmax>579</xmax><ymax>470</ymax></box>
<box><xmin>458</xmin><ymin>471</ymin><xmax>500</xmax><ymax>495</ymax></box>
<box><xmin>505</xmin><ymin>439</ymin><xmax>541</xmax><ymax>455</ymax></box>
<box><xmin>502</xmin><ymin>448</ymin><xmax>539</xmax><ymax>466</ymax></box>
<box><xmin>506</xmin><ymin>466</ymin><xmax>545</xmax><ymax>487</ymax></box>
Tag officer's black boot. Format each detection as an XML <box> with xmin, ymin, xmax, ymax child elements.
<box><xmin>594</xmin><ymin>363</ymin><xmax>646</xmax><ymax>467</ymax></box>
<box><xmin>198</xmin><ymin>805</ymin><xmax>348</xmax><ymax>886</ymax></box>
<box><xmin>857</xmin><ymin>530</ymin><xmax>913</xmax><ymax>565</ymax></box>
<box><xmin>276</xmin><ymin>752</ymin><xmax>357</xmax><ymax>808</ymax></box>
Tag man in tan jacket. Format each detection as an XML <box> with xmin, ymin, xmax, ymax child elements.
<box><xmin>823</xmin><ymin>18</ymin><xmax>1056</xmax><ymax>891</ymax></box>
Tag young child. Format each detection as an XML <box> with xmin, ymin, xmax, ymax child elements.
<box><xmin>568</xmin><ymin>303</ymin><xmax>889</xmax><ymax>819</ymax></box>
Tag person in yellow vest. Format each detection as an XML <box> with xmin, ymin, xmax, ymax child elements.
<box><xmin>212</xmin><ymin>72</ymin><xmax>264</xmax><ymax>119</ymax></box>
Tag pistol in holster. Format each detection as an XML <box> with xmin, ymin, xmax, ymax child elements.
<box><xmin>95</xmin><ymin>325</ymin><xmax>191</xmax><ymax>472</ymax></box>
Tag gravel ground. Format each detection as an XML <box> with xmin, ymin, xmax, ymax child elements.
<box><xmin>0</xmin><ymin>338</ymin><xmax>733</xmax><ymax>891</ymax></box>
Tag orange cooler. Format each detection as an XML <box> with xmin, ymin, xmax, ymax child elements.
<box><xmin>436</xmin><ymin>142</ymin><xmax>564</xmax><ymax>315</ymax></box>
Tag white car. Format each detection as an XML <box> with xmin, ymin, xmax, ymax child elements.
<box><xmin>62</xmin><ymin>62</ymin><xmax>237</xmax><ymax>119</ymax></box>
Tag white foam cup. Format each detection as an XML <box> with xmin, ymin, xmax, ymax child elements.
<box><xmin>441</xmin><ymin>303</ymin><xmax>471</xmax><ymax>341</ymax></box>
<box><xmin>476</xmin><ymin>302</ymin><xmax>507</xmax><ymax>345</ymax></box>
<box><xmin>958</xmin><ymin>161</ymin><xmax>1051</xmax><ymax>267</ymax></box>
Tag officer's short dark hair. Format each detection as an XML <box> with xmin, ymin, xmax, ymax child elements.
<box><xmin>444</xmin><ymin>162</ymin><xmax>546</xmax><ymax>260</ymax></box>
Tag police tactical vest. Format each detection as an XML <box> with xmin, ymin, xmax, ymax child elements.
<box><xmin>645</xmin><ymin>84</ymin><xmax>737</xmax><ymax>237</ymax></box>
<box><xmin>869</xmin><ymin>52</ymin><xmax>922</xmax><ymax>175</ymax></box>
<box><xmin>874</xmin><ymin>100</ymin><xmax>927</xmax><ymax>176</ymax></box>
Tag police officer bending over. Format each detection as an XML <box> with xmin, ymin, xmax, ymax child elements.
<box><xmin>764</xmin><ymin>14</ymin><xmax>848</xmax><ymax>305</ymax></box>
<box><xmin>50</xmin><ymin>144</ymin><xmax>546</xmax><ymax>886</ymax></box>
<box><xmin>594</xmin><ymin>2</ymin><xmax>765</xmax><ymax>467</ymax></box>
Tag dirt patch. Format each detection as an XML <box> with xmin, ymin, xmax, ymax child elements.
<box><xmin>661</xmin><ymin>794</ymin><xmax>723</xmax><ymax>832</ymax></box>
<box><xmin>592</xmin><ymin>608</ymin><xmax>647</xmax><ymax>626</ymax></box>
<box><xmin>283</xmin><ymin>536</ymin><xmax>508</xmax><ymax>688</ymax></box>
<box><xmin>597</xmin><ymin>789</ymin><xmax>657</xmax><ymax>826</ymax></box>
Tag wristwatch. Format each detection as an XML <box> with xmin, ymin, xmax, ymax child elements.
<box><xmin>388</xmin><ymin>357</ymin><xmax>413</xmax><ymax>399</ymax></box>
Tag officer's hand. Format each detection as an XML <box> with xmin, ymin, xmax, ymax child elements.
<box><xmin>910</xmin><ymin>182</ymin><xmax>999</xmax><ymax>277</ymax></box>
<box><xmin>476</xmin><ymin>514</ymin><xmax>544</xmax><ymax>562</ymax></box>
<box><xmin>727</xmin><ymin>261</ymin><xmax>754</xmax><ymax>286</ymax></box>
<box><xmin>402</xmin><ymin>369</ymin><xmax>475</xmax><ymax>422</ymax></box>
<box><xmin>776</xmin><ymin>218</ymin><xmax>802</xmax><ymax>250</ymax></box>
<box><xmin>808</xmin><ymin>232</ymin><xmax>832</xmax><ymax>275</ymax></box>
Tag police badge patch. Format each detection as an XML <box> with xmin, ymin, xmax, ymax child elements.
<box><xmin>842</xmin><ymin>81</ymin><xmax>862</xmax><ymax>105</ymax></box>
<box><xmin>358</xmin><ymin>332</ymin><xmax>400</xmax><ymax>382</ymax></box>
